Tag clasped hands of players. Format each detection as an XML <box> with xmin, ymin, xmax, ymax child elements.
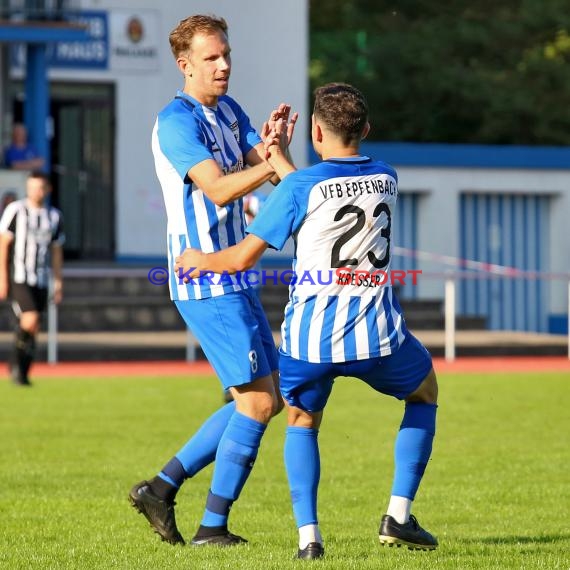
<box><xmin>175</xmin><ymin>104</ymin><xmax>297</xmax><ymax>281</ymax></box>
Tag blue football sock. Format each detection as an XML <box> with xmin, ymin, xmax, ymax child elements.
<box><xmin>201</xmin><ymin>411</ymin><xmax>266</xmax><ymax>528</ymax></box>
<box><xmin>157</xmin><ymin>401</ymin><xmax>236</xmax><ymax>488</ymax></box>
<box><xmin>391</xmin><ymin>402</ymin><xmax>437</xmax><ymax>500</ymax></box>
<box><xmin>284</xmin><ymin>426</ymin><xmax>320</xmax><ymax>527</ymax></box>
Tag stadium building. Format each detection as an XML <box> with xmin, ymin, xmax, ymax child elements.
<box><xmin>0</xmin><ymin>0</ymin><xmax>309</xmax><ymax>260</ymax></box>
<box><xmin>0</xmin><ymin>0</ymin><xmax>568</xmax><ymax>346</ymax></box>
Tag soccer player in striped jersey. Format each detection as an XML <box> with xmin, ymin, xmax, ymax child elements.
<box><xmin>129</xmin><ymin>14</ymin><xmax>297</xmax><ymax>547</ymax></box>
<box><xmin>0</xmin><ymin>172</ymin><xmax>64</xmax><ymax>385</ymax></box>
<box><xmin>175</xmin><ymin>83</ymin><xmax>439</xmax><ymax>558</ymax></box>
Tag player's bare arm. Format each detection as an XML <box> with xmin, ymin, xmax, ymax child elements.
<box><xmin>188</xmin><ymin>104</ymin><xmax>298</xmax><ymax>204</ymax></box>
<box><xmin>187</xmin><ymin>157</ymin><xmax>274</xmax><ymax>207</ymax></box>
<box><xmin>0</xmin><ymin>232</ymin><xmax>14</xmax><ymax>300</ymax></box>
<box><xmin>10</xmin><ymin>156</ymin><xmax>45</xmax><ymax>171</ymax></box>
<box><xmin>187</xmin><ymin>102</ymin><xmax>298</xmax><ymax>204</ymax></box>
<box><xmin>174</xmin><ymin>234</ymin><xmax>268</xmax><ymax>279</ymax></box>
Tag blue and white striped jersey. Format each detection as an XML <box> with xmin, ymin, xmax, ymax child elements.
<box><xmin>247</xmin><ymin>156</ymin><xmax>408</xmax><ymax>363</ymax></box>
<box><xmin>152</xmin><ymin>90</ymin><xmax>262</xmax><ymax>300</ymax></box>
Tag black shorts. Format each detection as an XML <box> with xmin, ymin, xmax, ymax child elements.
<box><xmin>11</xmin><ymin>283</ymin><xmax>48</xmax><ymax>314</ymax></box>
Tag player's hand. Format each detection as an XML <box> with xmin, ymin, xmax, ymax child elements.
<box><xmin>273</xmin><ymin>103</ymin><xmax>298</xmax><ymax>149</ymax></box>
<box><xmin>284</xmin><ymin>109</ymin><xmax>298</xmax><ymax>148</ymax></box>
<box><xmin>262</xmin><ymin>103</ymin><xmax>298</xmax><ymax>149</ymax></box>
<box><xmin>263</xmin><ymin>120</ymin><xmax>282</xmax><ymax>151</ymax></box>
<box><xmin>264</xmin><ymin>118</ymin><xmax>286</xmax><ymax>160</ymax></box>
<box><xmin>174</xmin><ymin>248</ymin><xmax>203</xmax><ymax>282</ymax></box>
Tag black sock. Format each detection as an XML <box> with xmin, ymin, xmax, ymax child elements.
<box><xmin>148</xmin><ymin>476</ymin><xmax>178</xmax><ymax>503</ymax></box>
<box><xmin>194</xmin><ymin>524</ymin><xmax>228</xmax><ymax>538</ymax></box>
<box><xmin>14</xmin><ymin>328</ymin><xmax>35</xmax><ymax>378</ymax></box>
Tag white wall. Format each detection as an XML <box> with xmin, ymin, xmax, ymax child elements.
<box><xmin>49</xmin><ymin>0</ymin><xmax>308</xmax><ymax>258</ymax></box>
<box><xmin>0</xmin><ymin>169</ymin><xmax>28</xmax><ymax>200</ymax></box>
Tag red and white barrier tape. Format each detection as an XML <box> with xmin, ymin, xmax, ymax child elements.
<box><xmin>393</xmin><ymin>246</ymin><xmax>570</xmax><ymax>280</ymax></box>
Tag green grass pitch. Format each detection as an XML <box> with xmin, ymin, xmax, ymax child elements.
<box><xmin>0</xmin><ymin>370</ymin><xmax>568</xmax><ymax>569</ymax></box>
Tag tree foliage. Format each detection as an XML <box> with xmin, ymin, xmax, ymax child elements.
<box><xmin>310</xmin><ymin>0</ymin><xmax>570</xmax><ymax>144</ymax></box>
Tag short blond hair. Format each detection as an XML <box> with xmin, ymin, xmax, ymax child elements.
<box><xmin>169</xmin><ymin>14</ymin><xmax>228</xmax><ymax>58</ymax></box>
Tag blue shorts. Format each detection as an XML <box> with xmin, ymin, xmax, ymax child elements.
<box><xmin>175</xmin><ymin>288</ymin><xmax>279</xmax><ymax>390</ymax></box>
<box><xmin>279</xmin><ymin>333</ymin><xmax>433</xmax><ymax>412</ymax></box>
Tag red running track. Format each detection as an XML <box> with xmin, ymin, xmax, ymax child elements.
<box><xmin>1</xmin><ymin>356</ymin><xmax>569</xmax><ymax>379</ymax></box>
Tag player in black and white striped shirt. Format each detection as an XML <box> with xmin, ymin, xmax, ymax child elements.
<box><xmin>0</xmin><ymin>172</ymin><xmax>64</xmax><ymax>385</ymax></box>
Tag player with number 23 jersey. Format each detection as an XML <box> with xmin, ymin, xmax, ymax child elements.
<box><xmin>247</xmin><ymin>157</ymin><xmax>406</xmax><ymax>363</ymax></box>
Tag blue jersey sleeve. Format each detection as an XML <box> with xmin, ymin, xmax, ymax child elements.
<box><xmin>225</xmin><ymin>97</ymin><xmax>262</xmax><ymax>157</ymax></box>
<box><xmin>246</xmin><ymin>173</ymin><xmax>306</xmax><ymax>250</ymax></box>
<box><xmin>156</xmin><ymin>112</ymin><xmax>213</xmax><ymax>181</ymax></box>
<box><xmin>240</xmin><ymin>115</ymin><xmax>262</xmax><ymax>157</ymax></box>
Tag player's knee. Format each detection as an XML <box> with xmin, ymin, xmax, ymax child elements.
<box><xmin>262</xmin><ymin>391</ymin><xmax>285</xmax><ymax>421</ymax></box>
<box><xmin>257</xmin><ymin>395</ymin><xmax>277</xmax><ymax>423</ymax></box>
<box><xmin>234</xmin><ymin>374</ymin><xmax>282</xmax><ymax>422</ymax></box>
<box><xmin>287</xmin><ymin>405</ymin><xmax>321</xmax><ymax>429</ymax></box>
<box><xmin>237</xmin><ymin>392</ymin><xmax>275</xmax><ymax>424</ymax></box>
<box><xmin>20</xmin><ymin>312</ymin><xmax>40</xmax><ymax>334</ymax></box>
